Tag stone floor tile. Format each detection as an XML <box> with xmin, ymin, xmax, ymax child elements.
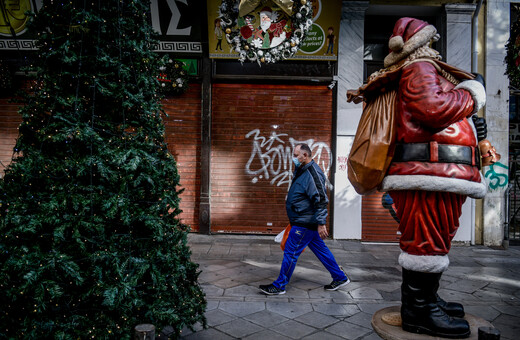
<box><xmin>309</xmin><ymin>286</ymin><xmax>353</xmax><ymax>300</ymax></box>
<box><xmin>198</xmin><ymin>271</ymin><xmax>226</xmax><ymax>283</ymax></box>
<box><xmin>205</xmin><ymin>300</ymin><xmax>219</xmax><ymax>311</ymax></box>
<box><xmin>223</xmin><ymin>284</ymin><xmax>261</xmax><ymax>297</ymax></box>
<box><xmin>491</xmin><ymin>304</ymin><xmax>520</xmax><ymax>317</ymax></box>
<box><xmin>245</xmin><ymin>295</ymin><xmax>272</xmax><ymax>302</ymax></box>
<box><xmin>215</xmin><ymin>318</ymin><xmax>264</xmax><ymax>338</ymax></box>
<box><xmin>207</xmin><ymin>295</ymin><xmax>243</xmax><ymax>302</ymax></box>
<box><xmin>346</xmin><ymin>311</ymin><xmax>374</xmax><ymax>329</ymax></box>
<box><xmin>312</xmin><ymin>303</ymin><xmax>356</xmax><ymax>317</ymax></box>
<box><xmin>438</xmin><ymin>289</ymin><xmax>481</xmax><ymax>303</ymax></box>
<box><xmin>228</xmin><ymin>245</ymin><xmax>250</xmax><ymax>254</ymax></box>
<box><xmin>357</xmin><ymin>303</ymin><xmax>396</xmax><ymax>315</ymax></box>
<box><xmin>218</xmin><ymin>301</ymin><xmax>265</xmax><ymax>317</ymax></box>
<box><xmin>188</xmin><ymin>244</ymin><xmax>211</xmax><ymax>254</ymax></box>
<box><xmin>217</xmin><ymin>266</ymin><xmax>251</xmax><ymax>277</ymax></box>
<box><xmin>271</xmin><ymin>319</ymin><xmax>317</xmax><ymax>339</ymax></box>
<box><xmin>200</xmin><ymin>283</ymin><xmax>224</xmax><ymax>297</ymax></box>
<box><xmin>359</xmin><ymin>332</ymin><xmax>384</xmax><ymax>339</ymax></box>
<box><xmin>212</xmin><ymin>277</ymin><xmax>244</xmax><ymax>289</ymax></box>
<box><xmin>208</xmin><ymin>245</ymin><xmax>231</xmax><ymax>254</ymax></box>
<box><xmin>349</xmin><ymin>287</ymin><xmax>384</xmax><ymax>300</ymax></box>
<box><xmin>325</xmin><ymin>320</ymin><xmax>372</xmax><ymax>340</ymax></box>
<box><xmin>221</xmin><ymin>260</ymin><xmax>249</xmax><ymax>269</ymax></box>
<box><xmin>364</xmin><ymin>281</ymin><xmax>401</xmax><ymax>293</ymax></box>
<box><xmin>291</xmin><ymin>297</ymin><xmax>333</xmax><ymax>304</ymax></box>
<box><xmin>266</xmin><ymin>301</ymin><xmax>313</xmax><ymax>319</ymax></box>
<box><xmin>180</xmin><ymin>327</ymin><xmax>234</xmax><ymax>340</ymax></box>
<box><xmin>464</xmin><ymin>305</ymin><xmax>501</xmax><ymax>321</ymax></box>
<box><xmin>301</xmin><ymin>331</ymin><xmax>347</xmax><ymax>340</ymax></box>
<box><xmin>200</xmin><ymin>283</ymin><xmax>224</xmax><ymax>296</ymax></box>
<box><xmin>291</xmin><ymin>278</ymin><xmax>323</xmax><ymax>290</ymax></box>
<box><xmin>204</xmin><ymin>309</ymin><xmax>237</xmax><ymax>327</ymax></box>
<box><xmin>492</xmin><ymin>313</ymin><xmax>520</xmax><ymax>340</ymax></box>
<box><xmin>379</xmin><ymin>289</ymin><xmax>401</xmax><ymax>302</ymax></box>
<box><xmin>445</xmin><ymin>279</ymin><xmax>488</xmax><ymax>294</ymax></box>
<box><xmin>295</xmin><ymin>311</ymin><xmax>340</xmax><ymax>328</ymax></box>
<box><xmin>284</xmin><ymin>286</ymin><xmax>311</xmax><ymax>298</ymax></box>
<box><xmin>242</xmin><ymin>329</ymin><xmax>290</xmax><ymax>340</ymax></box>
<box><xmin>202</xmin><ymin>263</ymin><xmax>229</xmax><ymax>272</ymax></box>
<box><xmin>243</xmin><ymin>309</ymin><xmax>290</xmax><ymax>328</ymax></box>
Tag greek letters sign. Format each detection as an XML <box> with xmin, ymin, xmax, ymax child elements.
<box><xmin>0</xmin><ymin>0</ymin><xmax>202</xmax><ymax>53</ymax></box>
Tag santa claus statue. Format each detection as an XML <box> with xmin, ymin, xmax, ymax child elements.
<box><xmin>349</xmin><ymin>17</ymin><xmax>491</xmax><ymax>338</ymax></box>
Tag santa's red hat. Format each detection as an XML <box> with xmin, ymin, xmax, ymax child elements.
<box><xmin>259</xmin><ymin>7</ymin><xmax>272</xmax><ymax>16</ymax></box>
<box><xmin>384</xmin><ymin>17</ymin><xmax>437</xmax><ymax>68</ymax></box>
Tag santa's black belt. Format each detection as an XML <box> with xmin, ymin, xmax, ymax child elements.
<box><xmin>393</xmin><ymin>142</ymin><xmax>480</xmax><ymax>168</ymax></box>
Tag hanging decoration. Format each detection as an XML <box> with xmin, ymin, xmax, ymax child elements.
<box><xmin>219</xmin><ymin>0</ymin><xmax>313</xmax><ymax>64</ymax></box>
<box><xmin>157</xmin><ymin>58</ymin><xmax>189</xmax><ymax>96</ymax></box>
<box><xmin>506</xmin><ymin>11</ymin><xmax>520</xmax><ymax>90</ymax></box>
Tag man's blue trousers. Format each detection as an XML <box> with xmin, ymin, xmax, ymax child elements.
<box><xmin>273</xmin><ymin>225</ymin><xmax>348</xmax><ymax>290</ymax></box>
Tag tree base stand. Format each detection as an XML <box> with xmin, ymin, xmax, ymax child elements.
<box><xmin>372</xmin><ymin>306</ymin><xmax>497</xmax><ymax>340</ymax></box>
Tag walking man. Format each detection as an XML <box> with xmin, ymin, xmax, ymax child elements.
<box><xmin>259</xmin><ymin>143</ymin><xmax>350</xmax><ymax>295</ymax></box>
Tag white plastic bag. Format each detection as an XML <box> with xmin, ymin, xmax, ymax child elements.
<box><xmin>274</xmin><ymin>229</ymin><xmax>284</xmax><ymax>243</ymax></box>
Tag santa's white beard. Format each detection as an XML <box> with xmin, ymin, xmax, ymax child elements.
<box><xmin>261</xmin><ymin>20</ymin><xmax>271</xmax><ymax>32</ymax></box>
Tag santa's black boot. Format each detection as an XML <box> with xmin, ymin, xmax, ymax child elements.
<box><xmin>431</xmin><ymin>270</ymin><xmax>465</xmax><ymax>317</ymax></box>
<box><xmin>435</xmin><ymin>292</ymin><xmax>465</xmax><ymax>318</ymax></box>
<box><xmin>401</xmin><ymin>268</ymin><xmax>470</xmax><ymax>338</ymax></box>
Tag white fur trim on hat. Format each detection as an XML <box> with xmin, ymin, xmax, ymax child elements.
<box><xmin>384</xmin><ymin>25</ymin><xmax>437</xmax><ymax>68</ymax></box>
<box><xmin>399</xmin><ymin>252</ymin><xmax>449</xmax><ymax>273</ymax></box>
<box><xmin>381</xmin><ymin>173</ymin><xmax>487</xmax><ymax>199</ymax></box>
<box><xmin>389</xmin><ymin>36</ymin><xmax>404</xmax><ymax>51</ymax></box>
<box><xmin>455</xmin><ymin>80</ymin><xmax>486</xmax><ymax>114</ymax></box>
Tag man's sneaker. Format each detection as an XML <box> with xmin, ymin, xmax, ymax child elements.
<box><xmin>259</xmin><ymin>284</ymin><xmax>286</xmax><ymax>295</ymax></box>
<box><xmin>324</xmin><ymin>277</ymin><xmax>350</xmax><ymax>291</ymax></box>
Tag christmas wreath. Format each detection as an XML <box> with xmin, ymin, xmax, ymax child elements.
<box><xmin>219</xmin><ymin>0</ymin><xmax>313</xmax><ymax>64</ymax></box>
<box><xmin>157</xmin><ymin>57</ymin><xmax>189</xmax><ymax>96</ymax></box>
<box><xmin>506</xmin><ymin>10</ymin><xmax>520</xmax><ymax>90</ymax></box>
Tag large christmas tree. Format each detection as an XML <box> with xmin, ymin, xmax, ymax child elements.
<box><xmin>0</xmin><ymin>0</ymin><xmax>206</xmax><ymax>338</ymax></box>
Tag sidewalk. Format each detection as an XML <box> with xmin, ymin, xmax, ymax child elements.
<box><xmin>176</xmin><ymin>234</ymin><xmax>520</xmax><ymax>340</ymax></box>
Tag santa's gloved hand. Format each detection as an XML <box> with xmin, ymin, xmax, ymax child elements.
<box><xmin>472</xmin><ymin>73</ymin><xmax>486</xmax><ymax>89</ymax></box>
<box><xmin>472</xmin><ymin>115</ymin><xmax>487</xmax><ymax>141</ymax></box>
<box><xmin>455</xmin><ymin>73</ymin><xmax>486</xmax><ymax>113</ymax></box>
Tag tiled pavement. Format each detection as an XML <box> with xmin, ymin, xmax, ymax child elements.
<box><xmin>176</xmin><ymin>234</ymin><xmax>520</xmax><ymax>340</ymax></box>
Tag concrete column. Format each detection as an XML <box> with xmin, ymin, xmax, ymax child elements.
<box><xmin>444</xmin><ymin>3</ymin><xmax>477</xmax><ymax>70</ymax></box>
<box><xmin>333</xmin><ymin>1</ymin><xmax>369</xmax><ymax>239</ymax></box>
<box><xmin>483</xmin><ymin>0</ymin><xmax>510</xmax><ymax>247</ymax></box>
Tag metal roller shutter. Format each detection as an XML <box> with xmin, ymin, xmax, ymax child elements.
<box><xmin>163</xmin><ymin>84</ymin><xmax>202</xmax><ymax>232</ymax></box>
<box><xmin>0</xmin><ymin>99</ymin><xmax>21</xmax><ymax>176</ymax></box>
<box><xmin>361</xmin><ymin>191</ymin><xmax>400</xmax><ymax>242</ymax></box>
<box><xmin>211</xmin><ymin>84</ymin><xmax>333</xmax><ymax>234</ymax></box>
<box><xmin>0</xmin><ymin>87</ymin><xmax>203</xmax><ymax>231</ymax></box>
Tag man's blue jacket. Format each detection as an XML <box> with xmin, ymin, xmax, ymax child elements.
<box><xmin>285</xmin><ymin>160</ymin><xmax>329</xmax><ymax>230</ymax></box>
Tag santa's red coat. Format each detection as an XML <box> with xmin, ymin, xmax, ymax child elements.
<box><xmin>381</xmin><ymin>61</ymin><xmax>486</xmax><ymax>199</ymax></box>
